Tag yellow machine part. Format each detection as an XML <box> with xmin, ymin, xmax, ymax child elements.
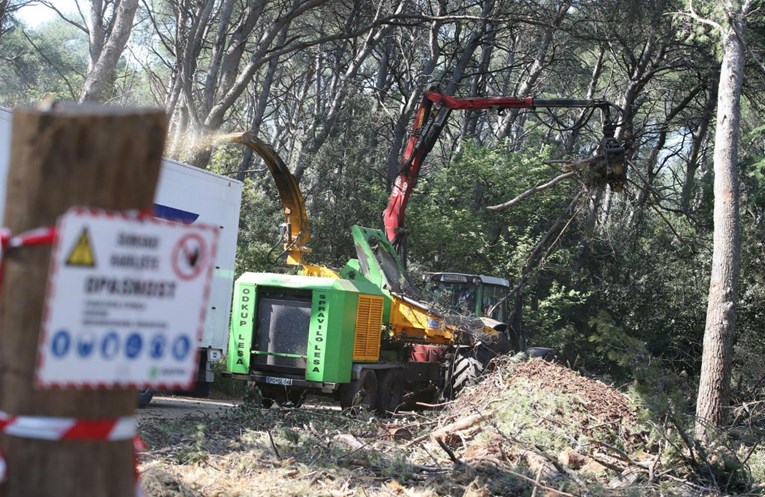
<box><xmin>388</xmin><ymin>296</ymin><xmax>500</xmax><ymax>346</ymax></box>
<box><xmin>300</xmin><ymin>264</ymin><xmax>342</xmax><ymax>278</ymax></box>
<box><xmin>231</xmin><ymin>132</ymin><xmax>310</xmax><ymax>266</ymax></box>
<box><xmin>353</xmin><ymin>295</ymin><xmax>385</xmax><ymax>361</ymax></box>
<box><xmin>388</xmin><ymin>296</ymin><xmax>455</xmax><ymax>345</ymax></box>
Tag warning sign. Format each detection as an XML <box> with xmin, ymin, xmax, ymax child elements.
<box><xmin>66</xmin><ymin>228</ymin><xmax>96</xmax><ymax>267</ymax></box>
<box><xmin>36</xmin><ymin>208</ymin><xmax>219</xmax><ymax>390</ymax></box>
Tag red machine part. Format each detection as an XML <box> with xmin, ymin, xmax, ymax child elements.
<box><xmin>382</xmin><ymin>90</ymin><xmax>618</xmax><ymax>260</ymax></box>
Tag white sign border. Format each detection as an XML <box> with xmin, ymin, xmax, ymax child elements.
<box><xmin>35</xmin><ymin>207</ymin><xmax>219</xmax><ymax>391</ymax></box>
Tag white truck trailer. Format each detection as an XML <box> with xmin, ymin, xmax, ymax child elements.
<box><xmin>0</xmin><ymin>107</ymin><xmax>243</xmax><ymax>405</ymax></box>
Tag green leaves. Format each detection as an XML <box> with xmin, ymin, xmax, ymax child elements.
<box><xmin>408</xmin><ymin>141</ymin><xmax>570</xmax><ymax>276</ymax></box>
<box><xmin>0</xmin><ymin>20</ymin><xmax>87</xmax><ymax>104</ymax></box>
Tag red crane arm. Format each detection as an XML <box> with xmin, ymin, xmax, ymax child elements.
<box><xmin>382</xmin><ymin>91</ymin><xmax>617</xmax><ymax>259</ymax></box>
<box><xmin>383</xmin><ymin>92</ymin><xmax>535</xmax><ymax>247</ymax></box>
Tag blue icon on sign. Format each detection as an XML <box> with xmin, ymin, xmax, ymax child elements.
<box><xmin>77</xmin><ymin>333</ymin><xmax>96</xmax><ymax>357</ymax></box>
<box><xmin>171</xmin><ymin>335</ymin><xmax>191</xmax><ymax>361</ymax></box>
<box><xmin>101</xmin><ymin>332</ymin><xmax>120</xmax><ymax>359</ymax></box>
<box><xmin>150</xmin><ymin>335</ymin><xmax>166</xmax><ymax>359</ymax></box>
<box><xmin>125</xmin><ymin>333</ymin><xmax>142</xmax><ymax>359</ymax></box>
<box><xmin>51</xmin><ymin>330</ymin><xmax>71</xmax><ymax>358</ymax></box>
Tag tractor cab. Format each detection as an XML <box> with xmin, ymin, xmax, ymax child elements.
<box><xmin>425</xmin><ymin>273</ymin><xmax>511</xmax><ymax>322</ymax></box>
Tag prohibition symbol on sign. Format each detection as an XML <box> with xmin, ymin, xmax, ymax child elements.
<box><xmin>171</xmin><ymin>233</ymin><xmax>207</xmax><ymax>280</ymax></box>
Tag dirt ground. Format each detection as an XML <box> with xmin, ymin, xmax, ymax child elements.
<box><xmin>136</xmin><ymin>358</ymin><xmax>763</xmax><ymax>497</ymax></box>
<box><xmin>139</xmin><ymin>395</ymin><xmax>239</xmax><ymax>420</ymax></box>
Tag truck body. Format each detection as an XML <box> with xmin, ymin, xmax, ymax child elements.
<box><xmin>224</xmin><ymin>134</ymin><xmax>508</xmax><ymax>412</ymax></box>
<box><xmin>224</xmin><ymin>225</ymin><xmax>509</xmax><ymax>412</ymax></box>
<box><xmin>153</xmin><ymin>158</ymin><xmax>243</xmax><ymax>389</ymax></box>
<box><xmin>0</xmin><ymin>107</ymin><xmax>243</xmax><ymax>397</ymax></box>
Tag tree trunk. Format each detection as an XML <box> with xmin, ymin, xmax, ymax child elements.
<box><xmin>79</xmin><ymin>0</ymin><xmax>140</xmax><ymax>102</ymax></box>
<box><xmin>628</xmin><ymin>86</ymin><xmax>701</xmax><ymax>227</ymax></box>
<box><xmin>499</xmin><ymin>0</ymin><xmax>571</xmax><ymax>141</ymax></box>
<box><xmin>694</xmin><ymin>1</ymin><xmax>746</xmax><ymax>441</ymax></box>
<box><xmin>0</xmin><ymin>0</ymin><xmax>10</xmax><ymax>40</ymax></box>
<box><xmin>564</xmin><ymin>45</ymin><xmax>605</xmax><ymax>153</ymax></box>
<box><xmin>386</xmin><ymin>7</ymin><xmax>444</xmax><ymax>186</ymax></box>
<box><xmin>235</xmin><ymin>24</ymin><xmax>290</xmax><ymax>181</ymax></box>
<box><xmin>681</xmin><ymin>81</ymin><xmax>717</xmax><ymax>212</ymax></box>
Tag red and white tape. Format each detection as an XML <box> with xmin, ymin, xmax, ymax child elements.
<box><xmin>0</xmin><ymin>411</ymin><xmax>145</xmax><ymax>496</ymax></box>
<box><xmin>0</xmin><ymin>226</ymin><xmax>57</xmax><ymax>285</ymax></box>
<box><xmin>0</xmin><ymin>410</ymin><xmax>136</xmax><ymax>440</ymax></box>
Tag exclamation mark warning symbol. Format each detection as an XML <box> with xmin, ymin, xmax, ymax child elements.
<box><xmin>65</xmin><ymin>228</ymin><xmax>96</xmax><ymax>267</ymax></box>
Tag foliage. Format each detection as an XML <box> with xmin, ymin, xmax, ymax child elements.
<box><xmin>234</xmin><ymin>177</ymin><xmax>284</xmax><ymax>276</ymax></box>
<box><xmin>0</xmin><ymin>20</ymin><xmax>87</xmax><ymax>104</ymax></box>
<box><xmin>300</xmin><ymin>92</ymin><xmax>390</xmax><ymax>266</ymax></box>
<box><xmin>407</xmin><ymin>141</ymin><xmax>568</xmax><ymax>277</ymax></box>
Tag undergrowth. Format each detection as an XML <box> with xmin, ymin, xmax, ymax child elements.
<box><xmin>139</xmin><ymin>358</ymin><xmax>765</xmax><ymax>497</ymax></box>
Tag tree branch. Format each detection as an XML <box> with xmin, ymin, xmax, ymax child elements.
<box><xmin>487</xmin><ymin>171</ymin><xmax>576</xmax><ymax>211</ymax></box>
<box><xmin>671</xmin><ymin>1</ymin><xmax>722</xmax><ymax>32</ymax></box>
<box><xmin>38</xmin><ymin>0</ymin><xmax>89</xmax><ymax>34</ymax></box>
<box><xmin>20</xmin><ymin>28</ymin><xmax>79</xmax><ymax>98</ymax></box>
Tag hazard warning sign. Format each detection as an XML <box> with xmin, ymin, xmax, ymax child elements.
<box><xmin>66</xmin><ymin>228</ymin><xmax>96</xmax><ymax>267</ymax></box>
<box><xmin>36</xmin><ymin>208</ymin><xmax>219</xmax><ymax>390</ymax></box>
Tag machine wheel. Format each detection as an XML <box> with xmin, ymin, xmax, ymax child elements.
<box><xmin>376</xmin><ymin>369</ymin><xmax>404</xmax><ymax>415</ymax></box>
<box><xmin>524</xmin><ymin>347</ymin><xmax>557</xmax><ymax>362</ymax></box>
<box><xmin>178</xmin><ymin>380</ymin><xmax>210</xmax><ymax>398</ymax></box>
<box><xmin>262</xmin><ymin>390</ymin><xmax>285</xmax><ymax>408</ymax></box>
<box><xmin>193</xmin><ymin>380</ymin><xmax>211</xmax><ymax>398</ymax></box>
<box><xmin>137</xmin><ymin>387</ymin><xmax>155</xmax><ymax>408</ymax></box>
<box><xmin>341</xmin><ymin>369</ymin><xmax>378</xmax><ymax>412</ymax></box>
<box><xmin>443</xmin><ymin>351</ymin><xmax>482</xmax><ymax>400</ymax></box>
<box><xmin>246</xmin><ymin>382</ymin><xmax>278</xmax><ymax>408</ymax></box>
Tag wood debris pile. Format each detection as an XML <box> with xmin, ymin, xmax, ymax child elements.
<box><xmin>412</xmin><ymin>357</ymin><xmax>662</xmax><ymax>495</ymax></box>
<box><xmin>459</xmin><ymin>358</ymin><xmax>637</xmax><ymax>427</ymax></box>
<box><xmin>137</xmin><ymin>359</ymin><xmax>756</xmax><ymax>496</ymax></box>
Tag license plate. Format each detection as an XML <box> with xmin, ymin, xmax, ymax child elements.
<box><xmin>264</xmin><ymin>376</ymin><xmax>292</xmax><ymax>386</ymax></box>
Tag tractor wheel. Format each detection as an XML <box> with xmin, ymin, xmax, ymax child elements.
<box><xmin>259</xmin><ymin>387</ymin><xmax>303</xmax><ymax>408</ymax></box>
<box><xmin>341</xmin><ymin>369</ymin><xmax>378</xmax><ymax>412</ymax></box>
<box><xmin>186</xmin><ymin>380</ymin><xmax>211</xmax><ymax>398</ymax></box>
<box><xmin>254</xmin><ymin>385</ymin><xmax>287</xmax><ymax>409</ymax></box>
<box><xmin>443</xmin><ymin>351</ymin><xmax>482</xmax><ymax>400</ymax></box>
<box><xmin>376</xmin><ymin>369</ymin><xmax>404</xmax><ymax>415</ymax></box>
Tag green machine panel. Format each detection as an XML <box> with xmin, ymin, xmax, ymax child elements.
<box><xmin>227</xmin><ymin>280</ymin><xmax>257</xmax><ymax>374</ymax></box>
<box><xmin>306</xmin><ymin>289</ymin><xmax>357</xmax><ymax>383</ymax></box>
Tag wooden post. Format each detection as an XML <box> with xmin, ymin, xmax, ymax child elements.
<box><xmin>0</xmin><ymin>104</ymin><xmax>167</xmax><ymax>497</ymax></box>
